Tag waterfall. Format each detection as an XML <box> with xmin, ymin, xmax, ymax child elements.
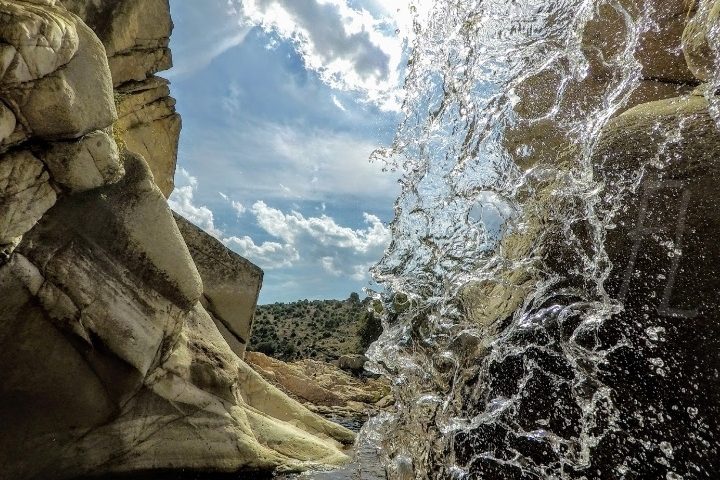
<box><xmin>362</xmin><ymin>1</ymin><xmax>720</xmax><ymax>478</ymax></box>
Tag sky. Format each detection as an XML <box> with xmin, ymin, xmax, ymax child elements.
<box><xmin>166</xmin><ymin>0</ymin><xmax>414</xmax><ymax>303</ymax></box>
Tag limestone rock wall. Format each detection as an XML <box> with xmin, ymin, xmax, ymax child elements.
<box><xmin>60</xmin><ymin>0</ymin><xmax>180</xmax><ymax>197</ymax></box>
<box><xmin>0</xmin><ymin>2</ymin><xmax>353</xmax><ymax>479</ymax></box>
<box><xmin>175</xmin><ymin>212</ymin><xmax>264</xmax><ymax>357</ymax></box>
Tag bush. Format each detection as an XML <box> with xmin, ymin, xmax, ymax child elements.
<box><xmin>255</xmin><ymin>341</ymin><xmax>276</xmax><ymax>356</ymax></box>
<box><xmin>358</xmin><ymin>311</ymin><xmax>383</xmax><ymax>349</ymax></box>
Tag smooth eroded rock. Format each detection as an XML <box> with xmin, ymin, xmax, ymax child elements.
<box><xmin>60</xmin><ymin>0</ymin><xmax>173</xmax><ymax>85</ymax></box>
<box><xmin>0</xmin><ymin>0</ymin><xmax>79</xmax><ymax>85</ymax></box>
<box><xmin>38</xmin><ymin>129</ymin><xmax>124</xmax><ymax>192</ymax></box>
<box><xmin>682</xmin><ymin>0</ymin><xmax>720</xmax><ymax>82</ymax></box>
<box><xmin>584</xmin><ymin>93</ymin><xmax>720</xmax><ymax>477</ymax></box>
<box><xmin>175</xmin><ymin>212</ymin><xmax>264</xmax><ymax>357</ymax></box>
<box><xmin>1</xmin><ymin>4</ymin><xmax>116</xmax><ymax>139</ymax></box>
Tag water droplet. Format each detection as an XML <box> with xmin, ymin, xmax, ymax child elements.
<box><xmin>646</xmin><ymin>326</ymin><xmax>666</xmax><ymax>342</ymax></box>
<box><xmin>660</xmin><ymin>441</ymin><xmax>673</xmax><ymax>458</ymax></box>
<box><xmin>650</xmin><ymin>358</ymin><xmax>664</xmax><ymax>368</ymax></box>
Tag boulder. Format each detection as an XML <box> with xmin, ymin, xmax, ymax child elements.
<box><xmin>37</xmin><ymin>129</ymin><xmax>124</xmax><ymax>192</ymax></box>
<box><xmin>338</xmin><ymin>354</ymin><xmax>368</xmax><ymax>374</ymax></box>
<box><xmin>0</xmin><ymin>148</ymin><xmax>354</xmax><ymax>478</ymax></box>
<box><xmin>582</xmin><ymin>92</ymin><xmax>720</xmax><ymax>477</ymax></box>
<box><xmin>58</xmin><ymin>0</ymin><xmax>181</xmax><ymax>196</ymax></box>
<box><xmin>0</xmin><ymin>0</ymin><xmax>79</xmax><ymax>85</ymax></box>
<box><xmin>247</xmin><ymin>352</ymin><xmax>346</xmax><ymax>407</ymax></box>
<box><xmin>682</xmin><ymin>0</ymin><xmax>720</xmax><ymax>82</ymax></box>
<box><xmin>0</xmin><ymin>100</ymin><xmax>16</xmax><ymax>144</ymax></box>
<box><xmin>60</xmin><ymin>0</ymin><xmax>173</xmax><ymax>86</ymax></box>
<box><xmin>175</xmin><ymin>212</ymin><xmax>264</xmax><ymax>357</ymax></box>
<box><xmin>0</xmin><ymin>149</ymin><xmax>56</xmax><ymax>245</ymax></box>
<box><xmin>451</xmin><ymin>93</ymin><xmax>720</xmax><ymax>478</ymax></box>
<box><xmin>505</xmin><ymin>0</ymin><xmax>699</xmax><ymax>169</ymax></box>
<box><xmin>0</xmin><ymin>248</ymin><xmax>354</xmax><ymax>478</ymax></box>
<box><xmin>0</xmin><ymin>1</ymin><xmax>116</xmax><ymax>140</ymax></box>
<box><xmin>246</xmin><ymin>352</ymin><xmax>392</xmax><ymax>415</ymax></box>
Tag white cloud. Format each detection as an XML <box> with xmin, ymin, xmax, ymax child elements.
<box><xmin>234</xmin><ymin>0</ymin><xmax>407</xmax><ymax>109</ymax></box>
<box><xmin>251</xmin><ymin>201</ymin><xmax>389</xmax><ymax>253</ymax></box>
<box><xmin>223</xmin><ymin>236</ymin><xmax>299</xmax><ymax>268</ymax></box>
<box><xmin>224</xmin><ymin>200</ymin><xmax>390</xmax><ymax>276</ymax></box>
<box><xmin>218</xmin><ymin>191</ymin><xmax>247</xmax><ymax>217</ymax></box>
<box><xmin>262</xmin><ymin>123</ymin><xmax>399</xmax><ymax>201</ymax></box>
<box><xmin>321</xmin><ymin>256</ymin><xmax>340</xmax><ymax>276</ymax></box>
<box><xmin>243</xmin><ymin>200</ymin><xmax>389</xmax><ymax>278</ymax></box>
<box><xmin>178</xmin><ymin>122</ymin><xmax>399</xmax><ymax>206</ymax></box>
<box><xmin>169</xmin><ymin>170</ymin><xmax>390</xmax><ymax>280</ymax></box>
<box><xmin>231</xmin><ymin>200</ymin><xmax>247</xmax><ymax>216</ymax></box>
<box><xmin>332</xmin><ymin>95</ymin><xmax>347</xmax><ymax>111</ymax></box>
<box><xmin>168</xmin><ymin>169</ymin><xmax>223</xmax><ymax>238</ymax></box>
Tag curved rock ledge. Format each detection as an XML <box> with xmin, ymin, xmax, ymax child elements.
<box><xmin>0</xmin><ymin>2</ymin><xmax>354</xmax><ymax>479</ymax></box>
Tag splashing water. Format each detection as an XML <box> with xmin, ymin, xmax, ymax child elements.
<box><xmin>357</xmin><ymin>1</ymin><xmax>720</xmax><ymax>479</ymax></box>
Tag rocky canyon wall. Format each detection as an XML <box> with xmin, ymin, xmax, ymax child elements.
<box><xmin>0</xmin><ymin>1</ymin><xmax>353</xmax><ymax>479</ymax></box>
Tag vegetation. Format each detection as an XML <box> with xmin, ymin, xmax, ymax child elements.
<box><xmin>248</xmin><ymin>293</ymin><xmax>382</xmax><ymax>362</ymax></box>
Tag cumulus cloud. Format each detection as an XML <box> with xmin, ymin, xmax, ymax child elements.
<box><xmin>251</xmin><ymin>201</ymin><xmax>389</xmax><ymax>253</ymax></box>
<box><xmin>234</xmin><ymin>0</ymin><xmax>406</xmax><ymax>109</ymax></box>
<box><xmin>169</xmin><ymin>170</ymin><xmax>390</xmax><ymax>281</ymax></box>
<box><xmin>231</xmin><ymin>201</ymin><xmax>247</xmax><ymax>216</ymax></box>
<box><xmin>224</xmin><ymin>236</ymin><xmax>299</xmax><ymax>268</ymax></box>
<box><xmin>218</xmin><ymin>191</ymin><xmax>248</xmax><ymax>216</ymax></box>
<box><xmin>168</xmin><ymin>169</ymin><xmax>223</xmax><ymax>238</ymax></box>
<box><xmin>242</xmin><ymin>200</ymin><xmax>390</xmax><ymax>277</ymax></box>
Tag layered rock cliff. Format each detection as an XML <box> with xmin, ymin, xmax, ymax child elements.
<box><xmin>0</xmin><ymin>1</ymin><xmax>353</xmax><ymax>479</ymax></box>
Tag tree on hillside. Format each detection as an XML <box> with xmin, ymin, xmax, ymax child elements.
<box><xmin>358</xmin><ymin>310</ymin><xmax>382</xmax><ymax>349</ymax></box>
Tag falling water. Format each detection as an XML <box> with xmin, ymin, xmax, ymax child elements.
<box><xmin>358</xmin><ymin>0</ymin><xmax>720</xmax><ymax>479</ymax></box>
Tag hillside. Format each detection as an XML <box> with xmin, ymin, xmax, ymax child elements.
<box><xmin>249</xmin><ymin>293</ymin><xmax>382</xmax><ymax>362</ymax></box>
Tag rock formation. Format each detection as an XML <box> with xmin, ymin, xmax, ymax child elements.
<box><xmin>463</xmin><ymin>0</ymin><xmax>709</xmax><ymax>334</ymax></box>
<box><xmin>175</xmin><ymin>212</ymin><xmax>263</xmax><ymax>358</ymax></box>
<box><xmin>246</xmin><ymin>352</ymin><xmax>393</xmax><ymax>419</ymax></box>
<box><xmin>0</xmin><ymin>1</ymin><xmax>353</xmax><ymax>479</ymax></box>
<box><xmin>60</xmin><ymin>0</ymin><xmax>180</xmax><ymax>197</ymax></box>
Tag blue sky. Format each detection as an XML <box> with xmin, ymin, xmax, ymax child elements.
<box><xmin>166</xmin><ymin>0</ymin><xmax>411</xmax><ymax>303</ymax></box>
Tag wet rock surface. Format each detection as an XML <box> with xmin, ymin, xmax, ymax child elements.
<box><xmin>362</xmin><ymin>1</ymin><xmax>720</xmax><ymax>479</ymax></box>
